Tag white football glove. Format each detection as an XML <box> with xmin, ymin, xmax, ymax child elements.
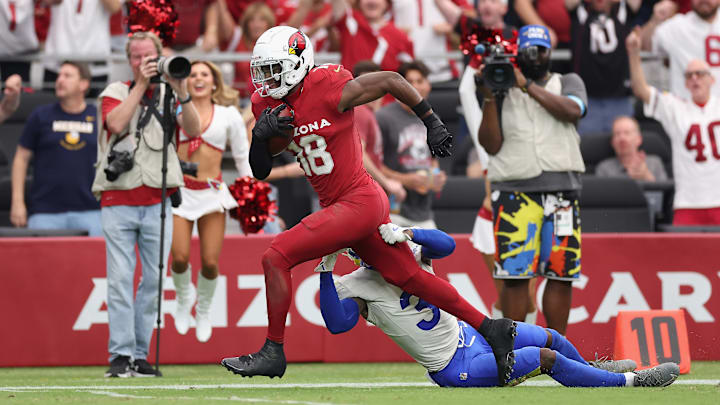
<box><xmin>379</xmin><ymin>223</ymin><xmax>410</xmax><ymax>245</ymax></box>
<box><xmin>314</xmin><ymin>249</ymin><xmax>346</xmax><ymax>273</ymax></box>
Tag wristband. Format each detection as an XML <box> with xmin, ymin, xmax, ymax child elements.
<box><xmin>179</xmin><ymin>94</ymin><xmax>192</xmax><ymax>104</ymax></box>
<box><xmin>522</xmin><ymin>80</ymin><xmax>534</xmax><ymax>93</ymax></box>
<box><xmin>411</xmin><ymin>99</ymin><xmax>432</xmax><ymax>118</ymax></box>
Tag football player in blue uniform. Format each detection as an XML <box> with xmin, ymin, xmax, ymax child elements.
<box><xmin>315</xmin><ymin>224</ymin><xmax>680</xmax><ymax>388</ymax></box>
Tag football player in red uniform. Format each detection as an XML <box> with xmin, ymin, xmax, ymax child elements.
<box><xmin>221</xmin><ymin>26</ymin><xmax>517</xmax><ymax>386</ymax></box>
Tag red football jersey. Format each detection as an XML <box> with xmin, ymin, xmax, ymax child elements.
<box><xmin>334</xmin><ymin>8</ymin><xmax>414</xmax><ymax>73</ymax></box>
<box><xmin>252</xmin><ymin>64</ymin><xmax>373</xmax><ymax>207</ymax></box>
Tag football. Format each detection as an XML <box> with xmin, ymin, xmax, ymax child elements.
<box><xmin>267</xmin><ymin>106</ymin><xmax>294</xmax><ymax>156</ymax></box>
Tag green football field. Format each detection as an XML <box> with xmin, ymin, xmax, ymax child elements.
<box><xmin>1</xmin><ymin>362</ymin><xmax>718</xmax><ymax>404</ymax></box>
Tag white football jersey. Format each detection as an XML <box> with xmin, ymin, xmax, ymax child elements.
<box><xmin>335</xmin><ymin>245</ymin><xmax>459</xmax><ymax>372</ymax></box>
<box><xmin>653</xmin><ymin>11</ymin><xmax>720</xmax><ymax>99</ymax></box>
<box><xmin>44</xmin><ymin>0</ymin><xmax>111</xmax><ymax>76</ymax></box>
<box><xmin>644</xmin><ymin>88</ymin><xmax>720</xmax><ymax>209</ymax></box>
<box><xmin>392</xmin><ymin>0</ymin><xmax>455</xmax><ymax>82</ymax></box>
<box><xmin>0</xmin><ymin>0</ymin><xmax>38</xmax><ymax>56</ymax></box>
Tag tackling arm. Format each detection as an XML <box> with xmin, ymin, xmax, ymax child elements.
<box><xmin>315</xmin><ymin>252</ymin><xmax>363</xmax><ymax>334</ymax></box>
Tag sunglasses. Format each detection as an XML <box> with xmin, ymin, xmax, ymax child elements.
<box><xmin>684</xmin><ymin>70</ymin><xmax>710</xmax><ymax>79</ymax></box>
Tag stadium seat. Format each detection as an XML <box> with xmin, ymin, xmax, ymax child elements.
<box><xmin>641</xmin><ymin>130</ymin><xmax>673</xmax><ymax>178</ymax></box>
<box><xmin>580</xmin><ymin>175</ymin><xmax>653</xmax><ymax>232</ymax></box>
<box><xmin>579</xmin><ymin>133</ymin><xmax>613</xmax><ymax>174</ymax></box>
<box><xmin>0</xmin><ymin>122</ymin><xmax>26</xmax><ymax>165</ymax></box>
<box><xmin>6</xmin><ymin>91</ymin><xmax>57</xmax><ymax>124</ymax></box>
<box><xmin>432</xmin><ymin>176</ymin><xmax>485</xmax><ymax>233</ymax></box>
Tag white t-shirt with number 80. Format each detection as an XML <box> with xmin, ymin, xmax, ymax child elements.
<box><xmin>653</xmin><ymin>11</ymin><xmax>720</xmax><ymax>99</ymax></box>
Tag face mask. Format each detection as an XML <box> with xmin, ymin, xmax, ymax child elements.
<box><xmin>518</xmin><ymin>46</ymin><xmax>551</xmax><ymax>80</ymax></box>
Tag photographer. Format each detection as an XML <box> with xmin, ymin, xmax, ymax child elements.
<box><xmin>92</xmin><ymin>31</ymin><xmax>200</xmax><ymax>378</ymax></box>
<box><xmin>476</xmin><ymin>25</ymin><xmax>586</xmax><ymax>336</ymax></box>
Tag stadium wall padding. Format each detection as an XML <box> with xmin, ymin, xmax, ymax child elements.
<box><xmin>1</xmin><ymin>233</ymin><xmax>718</xmax><ymax>366</ymax></box>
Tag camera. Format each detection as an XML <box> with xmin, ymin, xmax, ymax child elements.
<box><xmin>151</xmin><ymin>55</ymin><xmax>192</xmax><ymax>83</ymax></box>
<box><xmin>179</xmin><ymin>160</ymin><xmax>198</xmax><ymax>177</ymax></box>
<box><xmin>481</xmin><ymin>44</ymin><xmax>517</xmax><ymax>93</ymax></box>
<box><xmin>460</xmin><ymin>27</ymin><xmax>519</xmax><ymax>94</ymax></box>
<box><xmin>104</xmin><ymin>149</ymin><xmax>134</xmax><ymax>182</ymax></box>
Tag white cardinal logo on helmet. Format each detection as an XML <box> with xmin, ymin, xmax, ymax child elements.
<box><xmin>251</xmin><ymin>26</ymin><xmax>315</xmax><ymax>99</ymax></box>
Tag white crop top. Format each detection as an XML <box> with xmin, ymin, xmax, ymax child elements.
<box><xmin>178</xmin><ymin>104</ymin><xmax>253</xmax><ymax>177</ymax></box>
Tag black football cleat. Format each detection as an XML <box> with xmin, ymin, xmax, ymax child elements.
<box><xmin>479</xmin><ymin>318</ymin><xmax>518</xmax><ymax>386</ymax></box>
<box><xmin>221</xmin><ymin>338</ymin><xmax>287</xmax><ymax>378</ymax></box>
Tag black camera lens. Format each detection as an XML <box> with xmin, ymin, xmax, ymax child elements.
<box><xmin>104</xmin><ymin>150</ymin><xmax>134</xmax><ymax>182</ymax></box>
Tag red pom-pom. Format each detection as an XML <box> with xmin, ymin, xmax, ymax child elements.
<box><xmin>228</xmin><ymin>177</ymin><xmax>278</xmax><ymax>234</ymax></box>
<box><xmin>126</xmin><ymin>0</ymin><xmax>179</xmax><ymax>47</ymax></box>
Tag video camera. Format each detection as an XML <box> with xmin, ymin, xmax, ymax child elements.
<box><xmin>151</xmin><ymin>55</ymin><xmax>192</xmax><ymax>83</ymax></box>
<box><xmin>460</xmin><ymin>27</ymin><xmax>519</xmax><ymax>94</ymax></box>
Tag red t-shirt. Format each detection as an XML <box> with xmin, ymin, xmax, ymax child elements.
<box><xmin>251</xmin><ymin>64</ymin><xmax>373</xmax><ymax>207</ymax></box>
<box><xmin>232</xmin><ymin>38</ymin><xmax>256</xmax><ymax>99</ymax></box>
<box><xmin>355</xmin><ymin>104</ymin><xmax>383</xmax><ymax>168</ymax></box>
<box><xmin>335</xmin><ymin>8</ymin><xmax>414</xmax><ymax>73</ymax></box>
<box><xmin>100</xmin><ymin>84</ymin><xmax>177</xmax><ymax>207</ymax></box>
<box><xmin>536</xmin><ymin>0</ymin><xmax>570</xmax><ymax>44</ymax></box>
<box><xmin>172</xmin><ymin>0</ymin><xmax>214</xmax><ymax>47</ymax></box>
<box><xmin>226</xmin><ymin>0</ymin><xmax>296</xmax><ymax>24</ymax></box>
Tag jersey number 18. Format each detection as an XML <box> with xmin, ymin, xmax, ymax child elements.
<box><xmin>287</xmin><ymin>134</ymin><xmax>335</xmax><ymax>176</ymax></box>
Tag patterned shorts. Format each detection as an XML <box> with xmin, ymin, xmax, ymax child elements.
<box><xmin>491</xmin><ymin>190</ymin><xmax>581</xmax><ymax>280</ymax></box>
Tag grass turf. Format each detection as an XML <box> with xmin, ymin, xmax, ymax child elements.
<box><xmin>1</xmin><ymin>361</ymin><xmax>718</xmax><ymax>404</ymax></box>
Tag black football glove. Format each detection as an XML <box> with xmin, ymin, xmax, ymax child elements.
<box><xmin>422</xmin><ymin>112</ymin><xmax>453</xmax><ymax>158</ymax></box>
<box><xmin>252</xmin><ymin>103</ymin><xmax>294</xmax><ymax>142</ymax></box>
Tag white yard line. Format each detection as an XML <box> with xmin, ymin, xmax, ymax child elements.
<box><xmin>1</xmin><ymin>379</ymin><xmax>718</xmax><ymax>391</ymax></box>
<box><xmin>81</xmin><ymin>390</ymin><xmax>347</xmax><ymax>405</ymax></box>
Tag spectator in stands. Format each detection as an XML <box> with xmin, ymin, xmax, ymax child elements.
<box><xmin>43</xmin><ymin>0</ymin><xmax>122</xmax><ymax>97</ymax></box>
<box><xmin>93</xmin><ymin>31</ymin><xmax>201</xmax><ymax>378</ymax></box>
<box><xmin>351</xmin><ymin>60</ymin><xmax>407</xmax><ymax>208</ymax></box>
<box><xmin>568</xmin><ymin>0</ymin><xmax>640</xmax><ymax>135</ymax></box>
<box><xmin>222</xmin><ymin>2</ymin><xmax>276</xmax><ymax>99</ymax></box>
<box><xmin>0</xmin><ymin>0</ymin><xmax>38</xmax><ymax>82</ymax></box>
<box><xmin>477</xmin><ymin>25</ymin><xmax>586</xmax><ymax>335</ymax></box>
<box><xmin>514</xmin><ymin>0</ymin><xmax>569</xmax><ymax>47</ymax></box>
<box><xmin>376</xmin><ymin>61</ymin><xmax>447</xmax><ymax>228</ymax></box>
<box><xmin>0</xmin><ymin>74</ymin><xmax>22</xmax><ymax>124</ymax></box>
<box><xmin>595</xmin><ymin>116</ymin><xmax>668</xmax><ymax>181</ymax></box>
<box><xmin>286</xmin><ymin>0</ymin><xmax>339</xmax><ymax>52</ymax></box>
<box><xmin>222</xmin><ymin>0</ymin><xmax>298</xmax><ymax>25</ymax></box>
<box><xmin>171</xmin><ymin>0</ymin><xmax>221</xmax><ymax>52</ymax></box>
<box><xmin>394</xmin><ymin>0</ymin><xmax>471</xmax><ymax>83</ymax></box>
<box><xmin>627</xmin><ymin>28</ymin><xmax>720</xmax><ymax>225</ymax></box>
<box><xmin>170</xmin><ymin>61</ymin><xmax>252</xmax><ymax>343</ymax></box>
<box><xmin>436</xmin><ymin>0</ymin><xmax>514</xmax><ymax>67</ymax></box>
<box><xmin>639</xmin><ymin>0</ymin><xmax>677</xmax><ymax>48</ymax></box>
<box><xmin>9</xmin><ymin>62</ymin><xmax>100</xmax><ymax>235</ymax></box>
<box><xmin>642</xmin><ymin>0</ymin><xmax>720</xmax><ymax>99</ymax></box>
<box><xmin>331</xmin><ymin>0</ymin><xmax>414</xmax><ymax>73</ymax></box>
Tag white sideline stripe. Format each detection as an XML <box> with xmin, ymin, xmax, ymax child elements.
<box><xmin>1</xmin><ymin>379</ymin><xmax>718</xmax><ymax>391</ymax></box>
<box><xmin>83</xmin><ymin>390</ymin><xmax>153</xmax><ymax>399</ymax></box>
<box><xmin>82</xmin><ymin>390</ymin><xmax>343</xmax><ymax>404</ymax></box>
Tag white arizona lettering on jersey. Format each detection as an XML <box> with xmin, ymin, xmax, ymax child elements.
<box><xmin>645</xmin><ymin>88</ymin><xmax>720</xmax><ymax>209</ymax></box>
<box><xmin>653</xmin><ymin>12</ymin><xmax>720</xmax><ymax>99</ymax></box>
<box><xmin>334</xmin><ymin>247</ymin><xmax>459</xmax><ymax>372</ymax></box>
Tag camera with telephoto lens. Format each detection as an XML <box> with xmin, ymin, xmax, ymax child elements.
<box><xmin>104</xmin><ymin>149</ymin><xmax>134</xmax><ymax>182</ymax></box>
<box><xmin>480</xmin><ymin>44</ymin><xmax>517</xmax><ymax>93</ymax></box>
<box><xmin>460</xmin><ymin>27</ymin><xmax>519</xmax><ymax>94</ymax></box>
<box><xmin>151</xmin><ymin>55</ymin><xmax>192</xmax><ymax>83</ymax></box>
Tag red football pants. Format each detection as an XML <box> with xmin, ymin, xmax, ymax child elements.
<box><xmin>262</xmin><ymin>181</ymin><xmax>487</xmax><ymax>343</ymax></box>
